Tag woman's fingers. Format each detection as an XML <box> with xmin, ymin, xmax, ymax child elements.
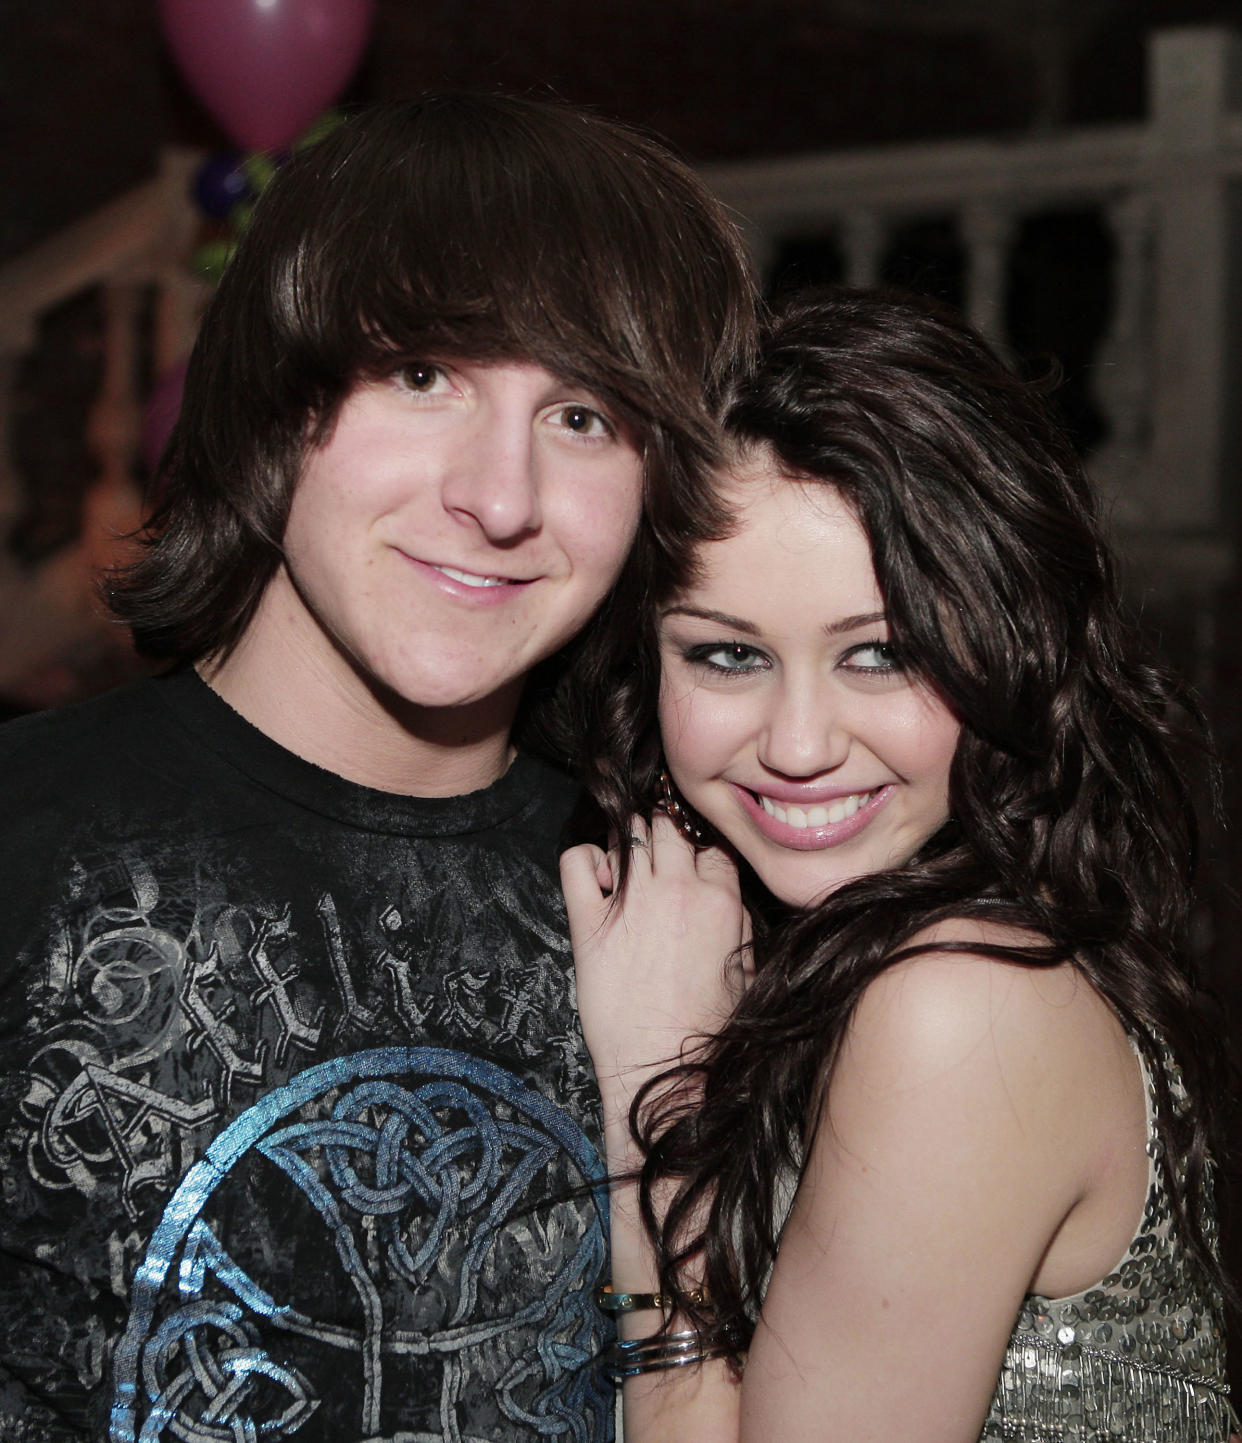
<box><xmin>604</xmin><ymin>818</ymin><xmax>655</xmax><ymax>889</ymax></box>
<box><xmin>566</xmin><ymin>812</ymin><xmax>756</xmax><ymax>1102</ymax></box>
<box><xmin>560</xmin><ymin>842</ymin><xmax>612</xmax><ymax>918</ymax></box>
<box><xmin>648</xmin><ymin>809</ymin><xmax>704</xmax><ymax>871</ymax></box>
<box><xmin>595</xmin><ymin>849</ymin><xmax>615</xmax><ymax>892</ymax></box>
<box><xmin>677</xmin><ymin>836</ymin><xmax>753</xmax><ymax>996</ymax></box>
<box><xmin>693</xmin><ymin>840</ymin><xmax>740</xmax><ymax>884</ymax></box>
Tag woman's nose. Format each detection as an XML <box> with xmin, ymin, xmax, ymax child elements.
<box><xmin>756</xmin><ymin>680</ymin><xmax>850</xmax><ymax>778</ymax></box>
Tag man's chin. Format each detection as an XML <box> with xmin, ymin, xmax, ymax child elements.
<box><xmin>373</xmin><ymin>668</ymin><xmax>528</xmax><ymax>730</ymax></box>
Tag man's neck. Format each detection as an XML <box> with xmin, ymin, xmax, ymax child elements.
<box><xmin>199</xmin><ymin>624</ymin><xmax>520</xmax><ymax>800</ymax></box>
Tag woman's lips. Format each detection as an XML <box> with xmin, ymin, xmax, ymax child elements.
<box><xmin>731</xmin><ymin>782</ymin><xmax>893</xmax><ymax>850</ymax></box>
<box><xmin>432</xmin><ymin>563</ymin><xmax>509</xmax><ymax>588</ymax></box>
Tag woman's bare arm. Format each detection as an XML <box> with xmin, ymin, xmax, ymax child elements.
<box><xmin>565</xmin><ymin>859</ymin><xmax>1147</xmax><ymax>1443</ymax></box>
<box><xmin>740</xmin><ymin>939</ymin><xmax>1146</xmax><ymax>1442</ymax></box>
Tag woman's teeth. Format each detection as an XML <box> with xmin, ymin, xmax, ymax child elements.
<box><xmin>434</xmin><ymin>565</ymin><xmax>507</xmax><ymax>588</ymax></box>
<box><xmin>757</xmin><ymin>790</ymin><xmax>873</xmax><ymax>828</ymax></box>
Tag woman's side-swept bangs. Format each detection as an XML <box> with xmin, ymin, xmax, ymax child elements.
<box><xmin>721</xmin><ymin>288</ymin><xmax>1103</xmax><ymax>743</ymax></box>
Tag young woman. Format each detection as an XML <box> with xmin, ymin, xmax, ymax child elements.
<box><xmin>559</xmin><ymin>288</ymin><xmax>1235</xmax><ymax>1441</ymax></box>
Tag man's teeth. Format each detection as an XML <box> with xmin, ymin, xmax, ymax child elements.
<box><xmin>757</xmin><ymin>790</ymin><xmax>873</xmax><ymax>828</ymax></box>
<box><xmin>434</xmin><ymin>565</ymin><xmax>507</xmax><ymax>588</ymax></box>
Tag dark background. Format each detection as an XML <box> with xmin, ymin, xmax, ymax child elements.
<box><xmin>2</xmin><ymin>0</ymin><xmax>1241</xmax><ymax>1387</ymax></box>
<box><xmin>6</xmin><ymin>0</ymin><xmax>1242</xmax><ymax>270</ymax></box>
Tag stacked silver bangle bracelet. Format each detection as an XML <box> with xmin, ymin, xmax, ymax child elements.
<box><xmin>602</xmin><ymin>1328</ymin><xmax>735</xmax><ymax>1382</ymax></box>
<box><xmin>595</xmin><ymin>1282</ymin><xmax>737</xmax><ymax>1382</ymax></box>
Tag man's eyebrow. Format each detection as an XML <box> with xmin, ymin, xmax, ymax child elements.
<box><xmin>660</xmin><ymin>605</ymin><xmax>760</xmax><ymax>636</ymax></box>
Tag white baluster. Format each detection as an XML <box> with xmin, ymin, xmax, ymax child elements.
<box><xmin>742</xmin><ymin>223</ymin><xmax>778</xmax><ymax>294</ymax></box>
<box><xmin>152</xmin><ymin>147</ymin><xmax>210</xmax><ymax>375</ymax></box>
<box><xmin>842</xmin><ymin>208</ymin><xmax>884</xmax><ymax>288</ymax></box>
<box><xmin>960</xmin><ymin>200</ymin><xmax>1015</xmax><ymax>344</ymax></box>
<box><xmin>87</xmin><ymin>282</ymin><xmax>142</xmax><ymax>497</ymax></box>
<box><xmin>1145</xmin><ymin>27</ymin><xmax>1242</xmax><ymax>544</ymax></box>
<box><xmin>0</xmin><ymin>343</ymin><xmax>107</xmax><ymax>691</ymax></box>
<box><xmin>0</xmin><ymin>350</ymin><xmax>20</xmax><ymax>540</ymax></box>
<box><xmin>1090</xmin><ymin>193</ymin><xmax>1154</xmax><ymax>523</ymax></box>
<box><xmin>82</xmin><ymin>281</ymin><xmax>145</xmax><ymax>589</ymax></box>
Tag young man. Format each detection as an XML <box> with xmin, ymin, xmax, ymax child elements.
<box><xmin>0</xmin><ymin>94</ymin><xmax>757</xmax><ymax>1442</ymax></box>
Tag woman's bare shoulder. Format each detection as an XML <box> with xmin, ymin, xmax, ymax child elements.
<box><xmin>839</xmin><ymin>918</ymin><xmax>1129</xmax><ymax>1109</ymax></box>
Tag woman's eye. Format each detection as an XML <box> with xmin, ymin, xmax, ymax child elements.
<box><xmin>552</xmin><ymin>404</ymin><xmax>612</xmax><ymax>437</ymax></box>
<box><xmin>843</xmin><ymin>641</ymin><xmax>901</xmax><ymax>673</ymax></box>
<box><xmin>689</xmin><ymin>642</ymin><xmax>766</xmax><ymax>674</ymax></box>
<box><xmin>398</xmin><ymin>363</ymin><xmax>448</xmax><ymax>394</ymax></box>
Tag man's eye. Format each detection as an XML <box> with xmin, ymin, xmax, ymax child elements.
<box><xmin>398</xmin><ymin>363</ymin><xmax>445</xmax><ymax>394</ymax></box>
<box><xmin>555</xmin><ymin>405</ymin><xmax>611</xmax><ymax>437</ymax></box>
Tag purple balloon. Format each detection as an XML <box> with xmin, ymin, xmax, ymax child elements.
<box><xmin>192</xmin><ymin>152</ymin><xmax>251</xmax><ymax>220</ymax></box>
<box><xmin>158</xmin><ymin>0</ymin><xmax>376</xmax><ymax>153</ymax></box>
<box><xmin>142</xmin><ymin>358</ymin><xmax>188</xmax><ymax>482</ymax></box>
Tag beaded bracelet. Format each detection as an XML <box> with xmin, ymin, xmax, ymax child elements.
<box><xmin>594</xmin><ymin>1284</ymin><xmax>706</xmax><ymax>1315</ymax></box>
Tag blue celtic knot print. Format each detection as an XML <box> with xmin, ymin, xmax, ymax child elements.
<box><xmin>109</xmin><ymin>1047</ymin><xmax>612</xmax><ymax>1443</ymax></box>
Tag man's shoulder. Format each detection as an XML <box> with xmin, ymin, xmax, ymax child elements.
<box><xmin>501</xmin><ymin>751</ymin><xmax>582</xmax><ymax>855</ymax></box>
<box><xmin>0</xmin><ymin>678</ymin><xmax>166</xmax><ymax>795</ymax></box>
<box><xmin>515</xmin><ymin>751</ymin><xmax>579</xmax><ymax>813</ymax></box>
<box><xmin>0</xmin><ymin>675</ymin><xmax>165</xmax><ymax>737</ymax></box>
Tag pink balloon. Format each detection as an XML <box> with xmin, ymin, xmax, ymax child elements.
<box><xmin>158</xmin><ymin>0</ymin><xmax>376</xmax><ymax>153</ymax></box>
<box><xmin>142</xmin><ymin>358</ymin><xmax>188</xmax><ymax>480</ymax></box>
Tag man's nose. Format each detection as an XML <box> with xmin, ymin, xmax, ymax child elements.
<box><xmin>441</xmin><ymin>415</ymin><xmax>542</xmax><ymax>543</ymax></box>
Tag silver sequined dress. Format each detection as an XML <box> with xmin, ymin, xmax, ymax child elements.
<box><xmin>980</xmin><ymin>1040</ymin><xmax>1235</xmax><ymax>1442</ymax></box>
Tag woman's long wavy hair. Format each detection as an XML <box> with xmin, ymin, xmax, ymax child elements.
<box><xmin>557</xmin><ymin>286</ymin><xmax>1230</xmax><ymax>1352</ymax></box>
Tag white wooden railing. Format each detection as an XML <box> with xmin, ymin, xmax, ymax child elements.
<box><xmin>702</xmin><ymin>25</ymin><xmax>1242</xmax><ymax>618</ymax></box>
<box><xmin>0</xmin><ymin>149</ymin><xmax>208</xmax><ymax>696</ymax></box>
<box><xmin>1</xmin><ymin>27</ymin><xmax>1240</xmax><ymax>699</ymax></box>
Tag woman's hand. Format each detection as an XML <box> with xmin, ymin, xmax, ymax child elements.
<box><xmin>564</xmin><ymin>816</ymin><xmax>750</xmax><ymax>1441</ymax></box>
<box><xmin>561</xmin><ymin>814</ymin><xmax>751</xmax><ymax>1112</ymax></box>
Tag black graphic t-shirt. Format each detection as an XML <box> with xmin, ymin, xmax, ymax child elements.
<box><xmin>0</xmin><ymin>669</ymin><xmax>613</xmax><ymax>1443</ymax></box>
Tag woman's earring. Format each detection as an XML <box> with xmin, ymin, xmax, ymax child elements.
<box><xmin>657</xmin><ymin>768</ymin><xmax>705</xmax><ymax>844</ymax></box>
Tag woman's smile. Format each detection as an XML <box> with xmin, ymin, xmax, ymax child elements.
<box><xmin>658</xmin><ymin>454</ymin><xmax>960</xmax><ymax>907</ymax></box>
<box><xmin>730</xmin><ymin>780</ymin><xmax>893</xmax><ymax>850</ymax></box>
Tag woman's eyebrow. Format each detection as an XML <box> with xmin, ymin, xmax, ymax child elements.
<box><xmin>825</xmin><ymin>609</ymin><xmax>887</xmax><ymax>637</ymax></box>
<box><xmin>660</xmin><ymin>604</ymin><xmax>760</xmax><ymax>636</ymax></box>
<box><xmin>662</xmin><ymin>606</ymin><xmax>888</xmax><ymax>637</ymax></box>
